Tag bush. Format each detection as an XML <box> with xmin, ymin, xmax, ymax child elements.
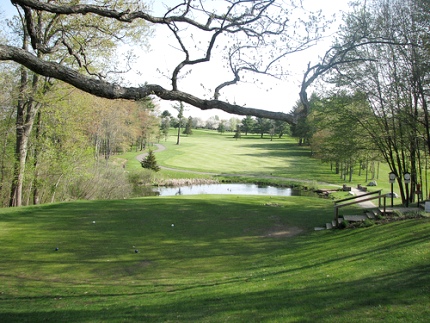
<box><xmin>338</xmin><ymin>220</ymin><xmax>349</xmax><ymax>229</ymax></box>
<box><xmin>66</xmin><ymin>163</ymin><xmax>133</xmax><ymax>200</ymax></box>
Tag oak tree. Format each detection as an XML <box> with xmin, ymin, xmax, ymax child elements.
<box><xmin>0</xmin><ymin>0</ymin><xmax>327</xmax><ymax>124</ymax></box>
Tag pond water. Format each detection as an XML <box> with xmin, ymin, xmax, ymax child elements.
<box><xmin>151</xmin><ymin>183</ymin><xmax>313</xmax><ymax>197</ymax></box>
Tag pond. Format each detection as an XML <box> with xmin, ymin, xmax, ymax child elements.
<box><xmin>150</xmin><ymin>183</ymin><xmax>314</xmax><ymax>197</ymax></box>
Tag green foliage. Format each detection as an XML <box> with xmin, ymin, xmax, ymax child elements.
<box><xmin>140</xmin><ymin>150</ymin><xmax>160</xmax><ymax>172</ymax></box>
<box><xmin>241</xmin><ymin>115</ymin><xmax>256</xmax><ymax>135</ymax></box>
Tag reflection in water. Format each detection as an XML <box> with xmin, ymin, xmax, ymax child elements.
<box><xmin>151</xmin><ymin>183</ymin><xmax>313</xmax><ymax>197</ymax></box>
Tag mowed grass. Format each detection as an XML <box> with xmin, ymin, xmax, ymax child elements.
<box><xmin>149</xmin><ymin>130</ymin><xmax>398</xmax><ymax>192</ymax></box>
<box><xmin>0</xmin><ymin>196</ymin><xmax>429</xmax><ymax>322</ymax></box>
<box><xmin>121</xmin><ymin>129</ymin><xmax>399</xmax><ymax>194</ymax></box>
<box><xmin>2</xmin><ymin>129</ymin><xmax>429</xmax><ymax>321</ymax></box>
<box><xmin>155</xmin><ymin>130</ymin><xmax>344</xmax><ymax>182</ymax></box>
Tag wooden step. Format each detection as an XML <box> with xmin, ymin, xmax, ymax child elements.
<box><xmin>314</xmin><ymin>227</ymin><xmax>326</xmax><ymax>231</ymax></box>
<box><xmin>366</xmin><ymin>212</ymin><xmax>375</xmax><ymax>219</ymax></box>
<box><xmin>343</xmin><ymin>215</ymin><xmax>367</xmax><ymax>222</ymax></box>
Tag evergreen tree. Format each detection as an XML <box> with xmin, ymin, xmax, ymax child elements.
<box><xmin>140</xmin><ymin>150</ymin><xmax>160</xmax><ymax>172</ymax></box>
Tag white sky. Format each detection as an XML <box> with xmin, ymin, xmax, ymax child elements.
<box><xmin>0</xmin><ymin>0</ymin><xmax>351</xmax><ymax>120</ymax></box>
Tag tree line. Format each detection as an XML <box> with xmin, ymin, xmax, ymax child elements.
<box><xmin>296</xmin><ymin>0</ymin><xmax>430</xmax><ymax>204</ymax></box>
<box><xmin>160</xmin><ymin>110</ymin><xmax>290</xmax><ymax>140</ymax></box>
<box><xmin>0</xmin><ymin>74</ymin><xmax>160</xmax><ymax>206</ymax></box>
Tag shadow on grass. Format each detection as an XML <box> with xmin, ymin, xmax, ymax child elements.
<box><xmin>1</xmin><ymin>200</ymin><xmax>429</xmax><ymax>322</ymax></box>
<box><xmin>241</xmin><ymin>141</ymin><xmax>312</xmax><ymax>158</ymax></box>
<box><xmin>1</xmin><ymin>262</ymin><xmax>429</xmax><ymax>322</ymax></box>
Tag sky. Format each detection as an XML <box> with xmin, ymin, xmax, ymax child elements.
<box><xmin>0</xmin><ymin>0</ymin><xmax>351</xmax><ymax>120</ymax></box>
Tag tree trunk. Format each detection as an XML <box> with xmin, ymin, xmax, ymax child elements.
<box><xmin>176</xmin><ymin>125</ymin><xmax>181</xmax><ymax>145</ymax></box>
<box><xmin>33</xmin><ymin>110</ymin><xmax>42</xmax><ymax>205</ymax></box>
<box><xmin>9</xmin><ymin>33</ymin><xmax>41</xmax><ymax>206</ymax></box>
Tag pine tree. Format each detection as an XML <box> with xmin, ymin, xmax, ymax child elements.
<box><xmin>140</xmin><ymin>150</ymin><xmax>160</xmax><ymax>172</ymax></box>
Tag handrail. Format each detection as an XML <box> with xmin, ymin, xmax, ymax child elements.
<box><xmin>335</xmin><ymin>189</ymin><xmax>383</xmax><ymax>205</ymax></box>
<box><xmin>334</xmin><ymin>190</ymin><xmax>385</xmax><ymax>225</ymax></box>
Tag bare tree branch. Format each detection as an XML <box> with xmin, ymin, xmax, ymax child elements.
<box><xmin>5</xmin><ymin>0</ymin><xmax>326</xmax><ymax>122</ymax></box>
<box><xmin>0</xmin><ymin>44</ymin><xmax>294</xmax><ymax>122</ymax></box>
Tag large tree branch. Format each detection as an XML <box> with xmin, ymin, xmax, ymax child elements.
<box><xmin>299</xmin><ymin>38</ymin><xmax>412</xmax><ymax>112</ymax></box>
<box><xmin>0</xmin><ymin>44</ymin><xmax>294</xmax><ymax>122</ymax></box>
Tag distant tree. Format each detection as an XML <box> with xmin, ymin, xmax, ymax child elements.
<box><xmin>160</xmin><ymin>116</ymin><xmax>170</xmax><ymax>141</ymax></box>
<box><xmin>174</xmin><ymin>102</ymin><xmax>184</xmax><ymax>145</ymax></box>
<box><xmin>233</xmin><ymin>124</ymin><xmax>242</xmax><ymax>140</ymax></box>
<box><xmin>192</xmin><ymin>117</ymin><xmax>206</xmax><ymax>128</ymax></box>
<box><xmin>140</xmin><ymin>150</ymin><xmax>160</xmax><ymax>172</ymax></box>
<box><xmin>161</xmin><ymin>110</ymin><xmax>172</xmax><ymax>119</ymax></box>
<box><xmin>228</xmin><ymin>117</ymin><xmax>240</xmax><ymax>132</ymax></box>
<box><xmin>183</xmin><ymin>116</ymin><xmax>193</xmax><ymax>135</ymax></box>
<box><xmin>205</xmin><ymin>116</ymin><xmax>220</xmax><ymax>130</ymax></box>
<box><xmin>241</xmin><ymin>116</ymin><xmax>255</xmax><ymax>135</ymax></box>
<box><xmin>217</xmin><ymin>120</ymin><xmax>226</xmax><ymax>134</ymax></box>
<box><xmin>269</xmin><ymin>120</ymin><xmax>276</xmax><ymax>141</ymax></box>
<box><xmin>290</xmin><ymin>94</ymin><xmax>320</xmax><ymax>145</ymax></box>
<box><xmin>274</xmin><ymin>120</ymin><xmax>290</xmax><ymax>138</ymax></box>
<box><xmin>254</xmin><ymin>118</ymin><xmax>271</xmax><ymax>138</ymax></box>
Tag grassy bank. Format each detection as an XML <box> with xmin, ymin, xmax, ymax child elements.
<box><xmin>0</xmin><ymin>197</ymin><xmax>429</xmax><ymax>322</ymax></box>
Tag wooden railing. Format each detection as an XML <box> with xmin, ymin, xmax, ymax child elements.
<box><xmin>334</xmin><ymin>190</ymin><xmax>386</xmax><ymax>225</ymax></box>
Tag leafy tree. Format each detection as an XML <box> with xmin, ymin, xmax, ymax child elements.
<box><xmin>3</xmin><ymin>1</ymin><xmax>149</xmax><ymax>206</ymax></box>
<box><xmin>140</xmin><ymin>150</ymin><xmax>160</xmax><ymax>172</ymax></box>
<box><xmin>254</xmin><ymin>118</ymin><xmax>271</xmax><ymax>138</ymax></box>
<box><xmin>205</xmin><ymin>116</ymin><xmax>220</xmax><ymax>130</ymax></box>
<box><xmin>322</xmin><ymin>0</ymin><xmax>430</xmax><ymax>202</ymax></box>
<box><xmin>217</xmin><ymin>120</ymin><xmax>226</xmax><ymax>134</ymax></box>
<box><xmin>0</xmin><ymin>67</ymin><xmax>16</xmax><ymax>206</ymax></box>
<box><xmin>161</xmin><ymin>110</ymin><xmax>172</xmax><ymax>119</ymax></box>
<box><xmin>309</xmin><ymin>92</ymin><xmax>377</xmax><ymax>182</ymax></box>
<box><xmin>274</xmin><ymin>120</ymin><xmax>290</xmax><ymax>138</ymax></box>
<box><xmin>241</xmin><ymin>116</ymin><xmax>255</xmax><ymax>135</ymax></box>
<box><xmin>290</xmin><ymin>94</ymin><xmax>321</xmax><ymax>145</ymax></box>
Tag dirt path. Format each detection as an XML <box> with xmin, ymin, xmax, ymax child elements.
<box><xmin>135</xmin><ymin>143</ymin><xmax>166</xmax><ymax>162</ymax></box>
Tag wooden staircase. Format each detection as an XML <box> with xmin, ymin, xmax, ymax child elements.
<box><xmin>315</xmin><ymin>190</ymin><xmax>387</xmax><ymax>230</ymax></box>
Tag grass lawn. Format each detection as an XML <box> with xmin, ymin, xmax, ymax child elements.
<box><xmin>124</xmin><ymin>129</ymin><xmax>403</xmax><ymax>196</ymax></box>
<box><xmin>2</xmin><ymin>129</ymin><xmax>429</xmax><ymax>322</ymax></box>
<box><xmin>0</xmin><ymin>196</ymin><xmax>429</xmax><ymax>322</ymax></box>
<box><xmin>156</xmin><ymin>130</ymin><xmax>343</xmax><ymax>181</ymax></box>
